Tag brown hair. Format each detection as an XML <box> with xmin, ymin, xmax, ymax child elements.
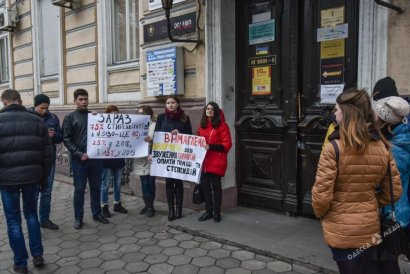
<box><xmin>165</xmin><ymin>95</ymin><xmax>188</xmax><ymax>123</ymax></box>
<box><xmin>200</xmin><ymin>102</ymin><xmax>221</xmax><ymax>129</ymax></box>
<box><xmin>336</xmin><ymin>88</ymin><xmax>387</xmax><ymax>152</ymax></box>
<box><xmin>105</xmin><ymin>105</ymin><xmax>119</xmax><ymax>113</ymax></box>
<box><xmin>139</xmin><ymin>105</ymin><xmax>154</xmax><ymax>119</ymax></box>
<box><xmin>1</xmin><ymin>89</ymin><xmax>21</xmax><ymax>102</ymax></box>
<box><xmin>73</xmin><ymin>88</ymin><xmax>88</xmax><ymax>100</ymax></box>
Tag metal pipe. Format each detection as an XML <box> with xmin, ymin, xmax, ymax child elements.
<box><xmin>374</xmin><ymin>0</ymin><xmax>404</xmax><ymax>14</ymax></box>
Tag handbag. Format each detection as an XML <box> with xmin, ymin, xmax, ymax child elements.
<box><xmin>192</xmin><ymin>184</ymin><xmax>204</xmax><ymax>204</ymax></box>
<box><xmin>378</xmin><ymin>164</ymin><xmax>410</xmax><ymax>260</ymax></box>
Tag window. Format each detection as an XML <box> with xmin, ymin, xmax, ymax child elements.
<box><xmin>0</xmin><ymin>35</ymin><xmax>8</xmax><ymax>83</ymax></box>
<box><xmin>112</xmin><ymin>0</ymin><xmax>139</xmax><ymax>63</ymax></box>
<box><xmin>37</xmin><ymin>0</ymin><xmax>59</xmax><ymax>77</ymax></box>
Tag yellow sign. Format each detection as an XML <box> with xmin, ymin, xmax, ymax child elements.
<box><xmin>252</xmin><ymin>67</ymin><xmax>271</xmax><ymax>96</ymax></box>
<box><xmin>321</xmin><ymin>6</ymin><xmax>344</xmax><ymax>27</ymax></box>
<box><xmin>320</xmin><ymin>39</ymin><xmax>345</xmax><ymax>59</ymax></box>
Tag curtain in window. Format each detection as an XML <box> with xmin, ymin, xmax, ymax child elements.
<box><xmin>0</xmin><ymin>36</ymin><xmax>9</xmax><ymax>83</ymax></box>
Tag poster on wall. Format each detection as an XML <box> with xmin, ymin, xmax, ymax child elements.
<box><xmin>252</xmin><ymin>66</ymin><xmax>271</xmax><ymax>96</ymax></box>
<box><xmin>146</xmin><ymin>47</ymin><xmax>184</xmax><ymax>96</ymax></box>
<box><xmin>148</xmin><ymin>0</ymin><xmax>187</xmax><ymax>11</ymax></box>
<box><xmin>87</xmin><ymin>113</ymin><xmax>151</xmax><ymax>159</ymax></box>
<box><xmin>249</xmin><ymin>19</ymin><xmax>275</xmax><ymax>45</ymax></box>
<box><xmin>321</xmin><ymin>6</ymin><xmax>344</xmax><ymax>27</ymax></box>
<box><xmin>150</xmin><ymin>132</ymin><xmax>207</xmax><ymax>184</ymax></box>
<box><xmin>320</xmin><ymin>39</ymin><xmax>345</xmax><ymax>59</ymax></box>
<box><xmin>317</xmin><ymin>23</ymin><xmax>348</xmax><ymax>42</ymax></box>
<box><xmin>320</xmin><ymin>57</ymin><xmax>344</xmax><ymax>85</ymax></box>
<box><xmin>320</xmin><ymin>84</ymin><xmax>344</xmax><ymax>104</ymax></box>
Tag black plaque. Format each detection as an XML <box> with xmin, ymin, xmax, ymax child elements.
<box><xmin>248</xmin><ymin>55</ymin><xmax>277</xmax><ymax>67</ymax></box>
<box><xmin>320</xmin><ymin>57</ymin><xmax>344</xmax><ymax>85</ymax></box>
<box><xmin>144</xmin><ymin>12</ymin><xmax>197</xmax><ymax>43</ymax></box>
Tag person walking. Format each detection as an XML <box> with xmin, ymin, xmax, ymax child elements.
<box><xmin>132</xmin><ymin>105</ymin><xmax>156</xmax><ymax>217</ymax></box>
<box><xmin>154</xmin><ymin>95</ymin><xmax>192</xmax><ymax>221</ymax></box>
<box><xmin>100</xmin><ymin>105</ymin><xmax>128</xmax><ymax>218</ymax></box>
<box><xmin>28</xmin><ymin>94</ymin><xmax>63</xmax><ymax>230</ymax></box>
<box><xmin>312</xmin><ymin>88</ymin><xmax>402</xmax><ymax>274</ymax></box>
<box><xmin>197</xmin><ymin>102</ymin><xmax>232</xmax><ymax>223</ymax></box>
<box><xmin>373</xmin><ymin>96</ymin><xmax>410</xmax><ymax>273</ymax></box>
<box><xmin>62</xmin><ymin>88</ymin><xmax>109</xmax><ymax>229</ymax></box>
<box><xmin>0</xmin><ymin>89</ymin><xmax>54</xmax><ymax>273</ymax></box>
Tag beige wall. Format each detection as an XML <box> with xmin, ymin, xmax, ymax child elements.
<box><xmin>387</xmin><ymin>0</ymin><xmax>410</xmax><ymax>95</ymax></box>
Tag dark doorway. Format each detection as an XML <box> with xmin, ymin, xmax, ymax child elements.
<box><xmin>235</xmin><ymin>0</ymin><xmax>359</xmax><ymax>215</ymax></box>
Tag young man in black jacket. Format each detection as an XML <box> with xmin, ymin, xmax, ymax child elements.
<box><xmin>0</xmin><ymin>89</ymin><xmax>54</xmax><ymax>273</ymax></box>
<box><xmin>63</xmin><ymin>88</ymin><xmax>109</xmax><ymax>229</ymax></box>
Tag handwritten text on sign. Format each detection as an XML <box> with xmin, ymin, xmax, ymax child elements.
<box><xmin>150</xmin><ymin>132</ymin><xmax>207</xmax><ymax>183</ymax></box>
<box><xmin>87</xmin><ymin>113</ymin><xmax>151</xmax><ymax>158</ymax></box>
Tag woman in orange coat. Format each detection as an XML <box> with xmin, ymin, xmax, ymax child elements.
<box><xmin>312</xmin><ymin>88</ymin><xmax>402</xmax><ymax>274</ymax></box>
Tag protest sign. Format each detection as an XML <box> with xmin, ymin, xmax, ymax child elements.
<box><xmin>87</xmin><ymin>113</ymin><xmax>151</xmax><ymax>159</ymax></box>
<box><xmin>150</xmin><ymin>132</ymin><xmax>207</xmax><ymax>183</ymax></box>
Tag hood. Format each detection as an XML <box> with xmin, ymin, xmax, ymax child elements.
<box><xmin>219</xmin><ymin>109</ymin><xmax>226</xmax><ymax>123</ymax></box>
<box><xmin>391</xmin><ymin>123</ymin><xmax>410</xmax><ymax>154</ymax></box>
<box><xmin>27</xmin><ymin>107</ymin><xmax>52</xmax><ymax>119</ymax></box>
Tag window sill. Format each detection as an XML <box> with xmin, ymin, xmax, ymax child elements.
<box><xmin>108</xmin><ymin>61</ymin><xmax>140</xmax><ymax>72</ymax></box>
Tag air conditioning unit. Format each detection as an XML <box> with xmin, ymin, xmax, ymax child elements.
<box><xmin>0</xmin><ymin>8</ymin><xmax>18</xmax><ymax>32</ymax></box>
<box><xmin>51</xmin><ymin>0</ymin><xmax>82</xmax><ymax>10</ymax></box>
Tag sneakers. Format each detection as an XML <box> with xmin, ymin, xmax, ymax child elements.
<box><xmin>13</xmin><ymin>265</ymin><xmax>28</xmax><ymax>273</ymax></box>
<box><xmin>114</xmin><ymin>202</ymin><xmax>128</xmax><ymax>214</ymax></box>
<box><xmin>93</xmin><ymin>214</ymin><xmax>110</xmax><ymax>224</ymax></box>
<box><xmin>73</xmin><ymin>219</ymin><xmax>83</xmax><ymax>229</ymax></box>
<box><xmin>33</xmin><ymin>256</ymin><xmax>44</xmax><ymax>267</ymax></box>
<box><xmin>40</xmin><ymin>220</ymin><xmax>59</xmax><ymax>230</ymax></box>
<box><xmin>102</xmin><ymin>205</ymin><xmax>111</xmax><ymax>218</ymax></box>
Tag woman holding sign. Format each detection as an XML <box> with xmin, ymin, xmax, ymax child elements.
<box><xmin>155</xmin><ymin>95</ymin><xmax>192</xmax><ymax>221</ymax></box>
<box><xmin>132</xmin><ymin>106</ymin><xmax>157</xmax><ymax>217</ymax></box>
<box><xmin>197</xmin><ymin>102</ymin><xmax>232</xmax><ymax>223</ymax></box>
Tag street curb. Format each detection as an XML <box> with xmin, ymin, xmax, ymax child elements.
<box><xmin>168</xmin><ymin>223</ymin><xmax>337</xmax><ymax>274</ymax></box>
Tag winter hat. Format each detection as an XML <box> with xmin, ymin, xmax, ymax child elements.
<box><xmin>374</xmin><ymin>96</ymin><xmax>410</xmax><ymax>124</ymax></box>
<box><xmin>34</xmin><ymin>94</ymin><xmax>50</xmax><ymax>106</ymax></box>
<box><xmin>372</xmin><ymin>76</ymin><xmax>399</xmax><ymax>101</ymax></box>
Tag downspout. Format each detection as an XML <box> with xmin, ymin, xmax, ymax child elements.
<box><xmin>374</xmin><ymin>0</ymin><xmax>404</xmax><ymax>13</ymax></box>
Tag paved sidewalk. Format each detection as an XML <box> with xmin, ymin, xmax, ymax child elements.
<box><xmin>0</xmin><ymin>182</ymin><xmax>314</xmax><ymax>274</ymax></box>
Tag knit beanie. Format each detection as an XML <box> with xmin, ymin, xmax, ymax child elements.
<box><xmin>374</xmin><ymin>96</ymin><xmax>410</xmax><ymax>124</ymax></box>
<box><xmin>372</xmin><ymin>76</ymin><xmax>399</xmax><ymax>101</ymax></box>
<box><xmin>34</xmin><ymin>94</ymin><xmax>50</xmax><ymax>106</ymax></box>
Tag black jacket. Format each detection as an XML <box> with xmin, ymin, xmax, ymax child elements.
<box><xmin>63</xmin><ymin>109</ymin><xmax>89</xmax><ymax>159</ymax></box>
<box><xmin>0</xmin><ymin>104</ymin><xmax>53</xmax><ymax>186</ymax></box>
<box><xmin>155</xmin><ymin>113</ymin><xmax>192</xmax><ymax>134</ymax></box>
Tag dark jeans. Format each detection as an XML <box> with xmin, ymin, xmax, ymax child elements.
<box><xmin>200</xmin><ymin>173</ymin><xmax>222</xmax><ymax>211</ymax></box>
<box><xmin>331</xmin><ymin>246</ymin><xmax>380</xmax><ymax>274</ymax></box>
<box><xmin>0</xmin><ymin>183</ymin><xmax>43</xmax><ymax>267</ymax></box>
<box><xmin>165</xmin><ymin>178</ymin><xmax>183</xmax><ymax>192</ymax></box>
<box><xmin>39</xmin><ymin>162</ymin><xmax>56</xmax><ymax>223</ymax></box>
<box><xmin>72</xmin><ymin>158</ymin><xmax>102</xmax><ymax>221</ymax></box>
<box><xmin>140</xmin><ymin>175</ymin><xmax>156</xmax><ymax>197</ymax></box>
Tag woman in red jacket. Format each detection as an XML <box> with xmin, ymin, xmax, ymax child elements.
<box><xmin>197</xmin><ymin>102</ymin><xmax>232</xmax><ymax>222</ymax></box>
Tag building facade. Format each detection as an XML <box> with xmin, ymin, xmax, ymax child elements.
<box><xmin>0</xmin><ymin>0</ymin><xmax>409</xmax><ymax>215</ymax></box>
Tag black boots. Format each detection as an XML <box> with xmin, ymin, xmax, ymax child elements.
<box><xmin>102</xmin><ymin>204</ymin><xmax>111</xmax><ymax>218</ymax></box>
<box><xmin>175</xmin><ymin>187</ymin><xmax>183</xmax><ymax>219</ymax></box>
<box><xmin>114</xmin><ymin>202</ymin><xmax>128</xmax><ymax>214</ymax></box>
<box><xmin>214</xmin><ymin>208</ymin><xmax>221</xmax><ymax>223</ymax></box>
<box><xmin>166</xmin><ymin>189</ymin><xmax>175</xmax><ymax>221</ymax></box>
<box><xmin>198</xmin><ymin>209</ymin><xmax>213</xmax><ymax>221</ymax></box>
<box><xmin>146</xmin><ymin>196</ymin><xmax>155</xmax><ymax>217</ymax></box>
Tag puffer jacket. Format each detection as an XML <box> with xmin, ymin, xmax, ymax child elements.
<box><xmin>312</xmin><ymin>136</ymin><xmax>402</xmax><ymax>249</ymax></box>
<box><xmin>0</xmin><ymin>104</ymin><xmax>54</xmax><ymax>186</ymax></box>
<box><xmin>381</xmin><ymin>122</ymin><xmax>410</xmax><ymax>228</ymax></box>
<box><xmin>197</xmin><ymin>110</ymin><xmax>232</xmax><ymax>177</ymax></box>
<box><xmin>132</xmin><ymin>121</ymin><xmax>156</xmax><ymax>176</ymax></box>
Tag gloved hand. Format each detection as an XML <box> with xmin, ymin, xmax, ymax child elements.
<box><xmin>39</xmin><ymin>182</ymin><xmax>47</xmax><ymax>192</ymax></box>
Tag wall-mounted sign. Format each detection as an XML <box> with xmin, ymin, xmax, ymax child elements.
<box><xmin>252</xmin><ymin>66</ymin><xmax>271</xmax><ymax>96</ymax></box>
<box><xmin>148</xmin><ymin>0</ymin><xmax>187</xmax><ymax>11</ymax></box>
<box><xmin>317</xmin><ymin>23</ymin><xmax>348</xmax><ymax>42</ymax></box>
<box><xmin>321</xmin><ymin>57</ymin><xmax>344</xmax><ymax>85</ymax></box>
<box><xmin>249</xmin><ymin>19</ymin><xmax>275</xmax><ymax>45</ymax></box>
<box><xmin>144</xmin><ymin>12</ymin><xmax>196</xmax><ymax>43</ymax></box>
<box><xmin>249</xmin><ymin>55</ymin><xmax>276</xmax><ymax>67</ymax></box>
<box><xmin>146</xmin><ymin>47</ymin><xmax>184</xmax><ymax>96</ymax></box>
<box><xmin>320</xmin><ymin>84</ymin><xmax>344</xmax><ymax>104</ymax></box>
<box><xmin>321</xmin><ymin>6</ymin><xmax>344</xmax><ymax>27</ymax></box>
<box><xmin>320</xmin><ymin>39</ymin><xmax>345</xmax><ymax>59</ymax></box>
<box><xmin>256</xmin><ymin>45</ymin><xmax>269</xmax><ymax>55</ymax></box>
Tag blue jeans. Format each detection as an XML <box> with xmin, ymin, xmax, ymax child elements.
<box><xmin>101</xmin><ymin>167</ymin><xmax>123</xmax><ymax>205</ymax></box>
<box><xmin>0</xmin><ymin>183</ymin><xmax>43</xmax><ymax>267</ymax></box>
<box><xmin>72</xmin><ymin>158</ymin><xmax>102</xmax><ymax>221</ymax></box>
<box><xmin>39</xmin><ymin>163</ymin><xmax>56</xmax><ymax>223</ymax></box>
<box><xmin>140</xmin><ymin>175</ymin><xmax>156</xmax><ymax>197</ymax></box>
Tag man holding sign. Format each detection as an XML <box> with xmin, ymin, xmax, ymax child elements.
<box><xmin>63</xmin><ymin>89</ymin><xmax>109</xmax><ymax>229</ymax></box>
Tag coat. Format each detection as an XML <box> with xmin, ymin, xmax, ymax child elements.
<box><xmin>312</xmin><ymin>136</ymin><xmax>402</xmax><ymax>249</ymax></box>
<box><xmin>132</xmin><ymin>121</ymin><xmax>156</xmax><ymax>176</ymax></box>
<box><xmin>0</xmin><ymin>104</ymin><xmax>54</xmax><ymax>186</ymax></box>
<box><xmin>197</xmin><ymin>110</ymin><xmax>232</xmax><ymax>177</ymax></box>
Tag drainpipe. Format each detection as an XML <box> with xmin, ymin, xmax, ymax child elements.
<box><xmin>374</xmin><ymin>0</ymin><xmax>405</xmax><ymax>13</ymax></box>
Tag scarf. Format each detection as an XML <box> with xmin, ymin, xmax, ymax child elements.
<box><xmin>165</xmin><ymin>107</ymin><xmax>184</xmax><ymax>120</ymax></box>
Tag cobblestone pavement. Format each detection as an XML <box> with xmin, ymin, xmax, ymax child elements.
<box><xmin>0</xmin><ymin>182</ymin><xmax>319</xmax><ymax>274</ymax></box>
